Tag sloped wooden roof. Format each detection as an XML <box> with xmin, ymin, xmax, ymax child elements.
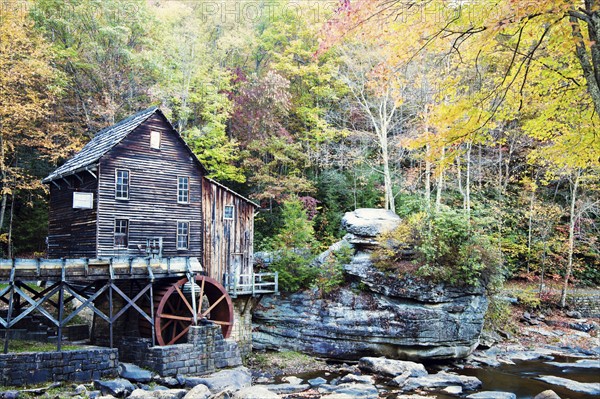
<box><xmin>43</xmin><ymin>107</ymin><xmax>159</xmax><ymax>183</ymax></box>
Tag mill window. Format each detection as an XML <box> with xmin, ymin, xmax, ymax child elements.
<box><xmin>224</xmin><ymin>205</ymin><xmax>234</xmax><ymax>220</ymax></box>
<box><xmin>115</xmin><ymin>169</ymin><xmax>129</xmax><ymax>199</ymax></box>
<box><xmin>114</xmin><ymin>219</ymin><xmax>129</xmax><ymax>248</ymax></box>
<box><xmin>178</xmin><ymin>177</ymin><xmax>189</xmax><ymax>204</ymax></box>
<box><xmin>150</xmin><ymin>130</ymin><xmax>161</xmax><ymax>149</ymax></box>
<box><xmin>177</xmin><ymin>221</ymin><xmax>189</xmax><ymax>250</ymax></box>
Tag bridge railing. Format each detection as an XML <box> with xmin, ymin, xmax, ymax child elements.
<box><xmin>223</xmin><ymin>272</ymin><xmax>278</xmax><ymax>297</ymax></box>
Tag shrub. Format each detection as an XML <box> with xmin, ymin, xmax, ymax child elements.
<box><xmin>315</xmin><ymin>243</ymin><xmax>353</xmax><ymax>295</ymax></box>
<box><xmin>373</xmin><ymin>207</ymin><xmax>503</xmax><ymax>288</ymax></box>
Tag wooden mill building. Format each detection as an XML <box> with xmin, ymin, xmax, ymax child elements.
<box><xmin>42</xmin><ymin>106</ymin><xmax>258</xmax><ymax>283</ymax></box>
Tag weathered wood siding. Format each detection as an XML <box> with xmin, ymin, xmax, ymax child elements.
<box><xmin>47</xmin><ymin>173</ymin><xmax>98</xmax><ymax>258</ymax></box>
<box><xmin>202</xmin><ymin>178</ymin><xmax>254</xmax><ymax>282</ymax></box>
<box><xmin>96</xmin><ymin>114</ymin><xmax>203</xmax><ymax>258</ymax></box>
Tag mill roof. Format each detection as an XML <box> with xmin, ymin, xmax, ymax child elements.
<box><xmin>42</xmin><ymin>107</ymin><xmax>160</xmax><ymax>183</ymax></box>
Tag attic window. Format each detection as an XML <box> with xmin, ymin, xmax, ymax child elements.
<box><xmin>150</xmin><ymin>130</ymin><xmax>161</xmax><ymax>149</ymax></box>
<box><xmin>224</xmin><ymin>205</ymin><xmax>234</xmax><ymax>220</ymax></box>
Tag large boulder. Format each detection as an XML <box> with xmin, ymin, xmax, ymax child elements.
<box><xmin>253</xmin><ymin>255</ymin><xmax>487</xmax><ymax>360</ymax></box>
<box><xmin>341</xmin><ymin>209</ymin><xmax>401</xmax><ymax>237</ymax></box>
<box><xmin>253</xmin><ymin>208</ymin><xmax>488</xmax><ymax>361</ymax></box>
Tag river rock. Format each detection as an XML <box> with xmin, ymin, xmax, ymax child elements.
<box><xmin>184</xmin><ymin>368</ymin><xmax>251</xmax><ymax>393</ymax></box>
<box><xmin>535</xmin><ymin>376</ymin><xmax>600</xmax><ymax>395</ymax></box>
<box><xmin>358</xmin><ymin>357</ymin><xmax>427</xmax><ymax>377</ymax></box>
<box><xmin>282</xmin><ymin>376</ymin><xmax>303</xmax><ymax>384</ymax></box>
<box><xmin>118</xmin><ymin>363</ymin><xmax>152</xmax><ymax>383</ymax></box>
<box><xmin>401</xmin><ymin>371</ymin><xmax>482</xmax><ymax>391</ymax></box>
<box><xmin>466</xmin><ymin>392</ymin><xmax>516</xmax><ymax>399</ymax></box>
<box><xmin>308</xmin><ymin>377</ymin><xmax>328</xmax><ymax>387</ymax></box>
<box><xmin>339</xmin><ymin>374</ymin><xmax>374</xmax><ymax>384</ymax></box>
<box><xmin>233</xmin><ymin>386</ymin><xmax>279</xmax><ymax>399</ymax></box>
<box><xmin>341</xmin><ymin>209</ymin><xmax>401</xmax><ymax>237</ymax></box>
<box><xmin>93</xmin><ymin>379</ymin><xmax>135</xmax><ymax>397</ymax></box>
<box><xmin>129</xmin><ymin>388</ymin><xmax>187</xmax><ymax>399</ymax></box>
<box><xmin>444</xmin><ymin>386</ymin><xmax>463</xmax><ymax>394</ymax></box>
<box><xmin>262</xmin><ymin>383</ymin><xmax>309</xmax><ymax>394</ymax></box>
<box><xmin>533</xmin><ymin>390</ymin><xmax>561</xmax><ymax>399</ymax></box>
<box><xmin>181</xmin><ymin>384</ymin><xmax>211</xmax><ymax>399</ymax></box>
<box><xmin>319</xmin><ymin>383</ymin><xmax>379</xmax><ymax>399</ymax></box>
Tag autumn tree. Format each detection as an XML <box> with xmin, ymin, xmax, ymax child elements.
<box><xmin>0</xmin><ymin>4</ymin><xmax>75</xmax><ymax>256</ymax></box>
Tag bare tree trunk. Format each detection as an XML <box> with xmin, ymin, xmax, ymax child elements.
<box><xmin>456</xmin><ymin>153</ymin><xmax>465</xmax><ymax>209</ymax></box>
<box><xmin>425</xmin><ymin>144</ymin><xmax>431</xmax><ymax>212</ymax></box>
<box><xmin>381</xmin><ymin>133</ymin><xmax>394</xmax><ymax>211</ymax></box>
<box><xmin>435</xmin><ymin>147</ymin><xmax>445</xmax><ymax>212</ymax></box>
<box><xmin>465</xmin><ymin>142</ymin><xmax>472</xmax><ymax>217</ymax></box>
<box><xmin>526</xmin><ymin>185</ymin><xmax>535</xmax><ymax>274</ymax></box>
<box><xmin>0</xmin><ymin>128</ymin><xmax>6</xmax><ymax>233</ymax></box>
<box><xmin>560</xmin><ymin>171</ymin><xmax>581</xmax><ymax>307</ymax></box>
<box><xmin>7</xmin><ymin>194</ymin><xmax>14</xmax><ymax>259</ymax></box>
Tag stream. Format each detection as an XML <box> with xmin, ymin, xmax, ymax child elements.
<box><xmin>278</xmin><ymin>356</ymin><xmax>600</xmax><ymax>399</ymax></box>
<box><xmin>456</xmin><ymin>357</ymin><xmax>600</xmax><ymax>399</ymax></box>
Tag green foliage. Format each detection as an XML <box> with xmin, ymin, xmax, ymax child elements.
<box><xmin>3</xmin><ymin>340</ymin><xmax>78</xmax><ymax>353</ymax></box>
<box><xmin>266</xmin><ymin>197</ymin><xmax>318</xmax><ymax>292</ymax></box>
<box><xmin>315</xmin><ymin>243</ymin><xmax>353</xmax><ymax>295</ymax></box>
<box><xmin>373</xmin><ymin>208</ymin><xmax>503</xmax><ymax>288</ymax></box>
<box><xmin>514</xmin><ymin>289</ymin><xmax>542</xmax><ymax>310</ymax></box>
<box><xmin>483</xmin><ymin>298</ymin><xmax>518</xmax><ymax>336</ymax></box>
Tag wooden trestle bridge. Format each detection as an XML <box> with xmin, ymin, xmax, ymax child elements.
<box><xmin>0</xmin><ymin>257</ymin><xmax>277</xmax><ymax>353</ymax></box>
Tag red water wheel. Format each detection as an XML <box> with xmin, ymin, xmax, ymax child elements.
<box><xmin>148</xmin><ymin>275</ymin><xmax>233</xmax><ymax>346</ymax></box>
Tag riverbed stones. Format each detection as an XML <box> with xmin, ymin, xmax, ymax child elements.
<box><xmin>118</xmin><ymin>363</ymin><xmax>152</xmax><ymax>383</ymax></box>
<box><xmin>308</xmin><ymin>377</ymin><xmax>328</xmax><ymax>387</ymax></box>
<box><xmin>319</xmin><ymin>383</ymin><xmax>379</xmax><ymax>399</ymax></box>
<box><xmin>533</xmin><ymin>390</ymin><xmax>561</xmax><ymax>399</ymax></box>
<box><xmin>339</xmin><ymin>374</ymin><xmax>374</xmax><ymax>384</ymax></box>
<box><xmin>129</xmin><ymin>388</ymin><xmax>187</xmax><ymax>399</ymax></box>
<box><xmin>535</xmin><ymin>376</ymin><xmax>600</xmax><ymax>395</ymax></box>
<box><xmin>181</xmin><ymin>384</ymin><xmax>211</xmax><ymax>399</ymax></box>
<box><xmin>93</xmin><ymin>379</ymin><xmax>135</xmax><ymax>397</ymax></box>
<box><xmin>358</xmin><ymin>357</ymin><xmax>428</xmax><ymax>377</ymax></box>
<box><xmin>400</xmin><ymin>371</ymin><xmax>482</xmax><ymax>392</ymax></box>
<box><xmin>261</xmin><ymin>383</ymin><xmax>309</xmax><ymax>394</ymax></box>
<box><xmin>466</xmin><ymin>392</ymin><xmax>516</xmax><ymax>399</ymax></box>
<box><xmin>184</xmin><ymin>368</ymin><xmax>251</xmax><ymax>393</ymax></box>
<box><xmin>232</xmin><ymin>386</ymin><xmax>279</xmax><ymax>399</ymax></box>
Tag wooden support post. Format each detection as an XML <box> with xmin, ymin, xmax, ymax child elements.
<box><xmin>3</xmin><ymin>260</ymin><xmax>16</xmax><ymax>354</ymax></box>
<box><xmin>150</xmin><ymin>283</ymin><xmax>155</xmax><ymax>347</ymax></box>
<box><xmin>57</xmin><ymin>283</ymin><xmax>64</xmax><ymax>352</ymax></box>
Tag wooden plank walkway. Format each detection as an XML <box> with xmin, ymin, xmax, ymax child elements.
<box><xmin>0</xmin><ymin>257</ymin><xmax>202</xmax><ymax>282</ymax></box>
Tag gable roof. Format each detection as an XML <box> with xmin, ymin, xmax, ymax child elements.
<box><xmin>43</xmin><ymin>106</ymin><xmax>159</xmax><ymax>183</ymax></box>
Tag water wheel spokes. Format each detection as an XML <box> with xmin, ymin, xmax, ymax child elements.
<box><xmin>152</xmin><ymin>275</ymin><xmax>233</xmax><ymax>346</ymax></box>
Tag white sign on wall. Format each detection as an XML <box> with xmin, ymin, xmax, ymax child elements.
<box><xmin>73</xmin><ymin>192</ymin><xmax>94</xmax><ymax>209</ymax></box>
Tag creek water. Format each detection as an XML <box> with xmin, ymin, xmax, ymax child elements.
<box><xmin>281</xmin><ymin>356</ymin><xmax>599</xmax><ymax>399</ymax></box>
<box><xmin>456</xmin><ymin>357</ymin><xmax>599</xmax><ymax>399</ymax></box>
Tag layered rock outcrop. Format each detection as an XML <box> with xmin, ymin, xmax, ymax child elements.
<box><xmin>252</xmin><ymin>209</ymin><xmax>488</xmax><ymax>360</ymax></box>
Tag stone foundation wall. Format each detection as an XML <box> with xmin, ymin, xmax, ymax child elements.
<box><xmin>231</xmin><ymin>298</ymin><xmax>253</xmax><ymax>358</ymax></box>
<box><xmin>119</xmin><ymin>323</ymin><xmax>241</xmax><ymax>377</ymax></box>
<box><xmin>0</xmin><ymin>347</ymin><xmax>117</xmax><ymax>386</ymax></box>
<box><xmin>569</xmin><ymin>294</ymin><xmax>600</xmax><ymax>318</ymax></box>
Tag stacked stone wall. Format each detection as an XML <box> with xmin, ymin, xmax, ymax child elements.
<box><xmin>569</xmin><ymin>294</ymin><xmax>600</xmax><ymax>318</ymax></box>
<box><xmin>231</xmin><ymin>298</ymin><xmax>253</xmax><ymax>357</ymax></box>
<box><xmin>0</xmin><ymin>348</ymin><xmax>117</xmax><ymax>386</ymax></box>
<box><xmin>119</xmin><ymin>323</ymin><xmax>241</xmax><ymax>377</ymax></box>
